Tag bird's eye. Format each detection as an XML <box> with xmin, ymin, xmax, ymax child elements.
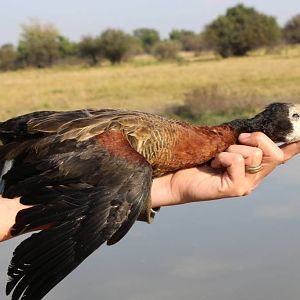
<box><xmin>292</xmin><ymin>113</ymin><xmax>300</xmax><ymax>119</ymax></box>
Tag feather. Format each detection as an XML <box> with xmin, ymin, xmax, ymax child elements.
<box><xmin>2</xmin><ymin>127</ymin><xmax>152</xmax><ymax>300</ymax></box>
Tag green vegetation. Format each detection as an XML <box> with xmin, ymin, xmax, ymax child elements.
<box><xmin>18</xmin><ymin>20</ymin><xmax>62</xmax><ymax>68</ymax></box>
<box><xmin>133</xmin><ymin>28</ymin><xmax>160</xmax><ymax>52</ymax></box>
<box><xmin>169</xmin><ymin>29</ymin><xmax>201</xmax><ymax>52</ymax></box>
<box><xmin>58</xmin><ymin>36</ymin><xmax>78</xmax><ymax>58</ymax></box>
<box><xmin>1</xmin><ymin>48</ymin><xmax>300</xmax><ymax>122</ymax></box>
<box><xmin>203</xmin><ymin>4</ymin><xmax>281</xmax><ymax>57</ymax></box>
<box><xmin>1</xmin><ymin>4</ymin><xmax>300</xmax><ymax>125</ymax></box>
<box><xmin>152</xmin><ymin>40</ymin><xmax>181</xmax><ymax>60</ymax></box>
<box><xmin>99</xmin><ymin>29</ymin><xmax>140</xmax><ymax>64</ymax></box>
<box><xmin>78</xmin><ymin>35</ymin><xmax>102</xmax><ymax>65</ymax></box>
<box><xmin>283</xmin><ymin>14</ymin><xmax>300</xmax><ymax>44</ymax></box>
<box><xmin>167</xmin><ymin>85</ymin><xmax>265</xmax><ymax>124</ymax></box>
<box><xmin>0</xmin><ymin>44</ymin><xmax>17</xmax><ymax>70</ymax></box>
<box><xmin>1</xmin><ymin>4</ymin><xmax>299</xmax><ymax>71</ymax></box>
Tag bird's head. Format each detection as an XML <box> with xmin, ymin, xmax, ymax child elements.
<box><xmin>283</xmin><ymin>103</ymin><xmax>300</xmax><ymax>143</ymax></box>
<box><xmin>229</xmin><ymin>102</ymin><xmax>300</xmax><ymax>143</ymax></box>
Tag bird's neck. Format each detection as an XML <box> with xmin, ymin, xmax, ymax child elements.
<box><xmin>226</xmin><ymin>116</ymin><xmax>265</xmax><ymax>135</ymax></box>
<box><xmin>225</xmin><ymin>110</ymin><xmax>291</xmax><ymax>143</ymax></box>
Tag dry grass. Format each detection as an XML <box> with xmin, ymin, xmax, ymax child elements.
<box><xmin>1</xmin><ymin>46</ymin><xmax>300</xmax><ymax>120</ymax></box>
<box><xmin>166</xmin><ymin>85</ymin><xmax>265</xmax><ymax>124</ymax></box>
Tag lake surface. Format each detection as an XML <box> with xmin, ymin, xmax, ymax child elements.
<box><xmin>1</xmin><ymin>156</ymin><xmax>300</xmax><ymax>300</ymax></box>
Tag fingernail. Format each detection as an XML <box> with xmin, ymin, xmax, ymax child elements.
<box><xmin>239</xmin><ymin>133</ymin><xmax>251</xmax><ymax>139</ymax></box>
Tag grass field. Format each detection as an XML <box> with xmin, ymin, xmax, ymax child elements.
<box><xmin>1</xmin><ymin>47</ymin><xmax>300</xmax><ymax>122</ymax></box>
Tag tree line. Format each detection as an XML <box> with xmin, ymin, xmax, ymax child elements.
<box><xmin>1</xmin><ymin>4</ymin><xmax>300</xmax><ymax>71</ymax></box>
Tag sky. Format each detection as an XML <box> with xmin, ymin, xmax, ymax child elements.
<box><xmin>1</xmin><ymin>0</ymin><xmax>300</xmax><ymax>45</ymax></box>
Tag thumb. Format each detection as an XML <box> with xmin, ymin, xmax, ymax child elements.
<box><xmin>280</xmin><ymin>141</ymin><xmax>300</xmax><ymax>162</ymax></box>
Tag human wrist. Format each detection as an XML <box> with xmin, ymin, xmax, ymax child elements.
<box><xmin>151</xmin><ymin>174</ymin><xmax>181</xmax><ymax>207</ymax></box>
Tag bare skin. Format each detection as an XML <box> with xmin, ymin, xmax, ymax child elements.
<box><xmin>1</xmin><ymin>132</ymin><xmax>300</xmax><ymax>242</ymax></box>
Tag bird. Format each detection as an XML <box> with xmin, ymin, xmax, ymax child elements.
<box><xmin>0</xmin><ymin>102</ymin><xmax>300</xmax><ymax>300</ymax></box>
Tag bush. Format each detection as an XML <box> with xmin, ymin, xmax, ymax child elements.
<box><xmin>99</xmin><ymin>29</ymin><xmax>135</xmax><ymax>64</ymax></box>
<box><xmin>78</xmin><ymin>35</ymin><xmax>102</xmax><ymax>65</ymax></box>
<box><xmin>133</xmin><ymin>28</ymin><xmax>160</xmax><ymax>52</ymax></box>
<box><xmin>169</xmin><ymin>29</ymin><xmax>204</xmax><ymax>52</ymax></box>
<box><xmin>152</xmin><ymin>40</ymin><xmax>181</xmax><ymax>60</ymax></box>
<box><xmin>283</xmin><ymin>14</ymin><xmax>300</xmax><ymax>44</ymax></box>
<box><xmin>58</xmin><ymin>36</ymin><xmax>78</xmax><ymax>58</ymax></box>
<box><xmin>181</xmin><ymin>34</ymin><xmax>206</xmax><ymax>53</ymax></box>
<box><xmin>0</xmin><ymin>44</ymin><xmax>17</xmax><ymax>71</ymax></box>
<box><xmin>169</xmin><ymin>29</ymin><xmax>194</xmax><ymax>41</ymax></box>
<box><xmin>18</xmin><ymin>20</ymin><xmax>61</xmax><ymax>67</ymax></box>
<box><xmin>203</xmin><ymin>4</ymin><xmax>281</xmax><ymax>57</ymax></box>
<box><xmin>183</xmin><ymin>86</ymin><xmax>262</xmax><ymax>116</ymax></box>
<box><xmin>166</xmin><ymin>85</ymin><xmax>265</xmax><ymax>124</ymax></box>
<box><xmin>122</xmin><ymin>37</ymin><xmax>143</xmax><ymax>60</ymax></box>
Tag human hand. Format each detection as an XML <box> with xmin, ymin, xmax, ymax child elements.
<box><xmin>151</xmin><ymin>132</ymin><xmax>300</xmax><ymax>207</ymax></box>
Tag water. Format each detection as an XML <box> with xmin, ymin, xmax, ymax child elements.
<box><xmin>1</xmin><ymin>156</ymin><xmax>300</xmax><ymax>300</ymax></box>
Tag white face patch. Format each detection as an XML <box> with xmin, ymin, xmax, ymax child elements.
<box><xmin>0</xmin><ymin>159</ymin><xmax>14</xmax><ymax>194</ymax></box>
<box><xmin>286</xmin><ymin>104</ymin><xmax>300</xmax><ymax>143</ymax></box>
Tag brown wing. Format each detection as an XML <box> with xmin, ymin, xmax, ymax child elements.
<box><xmin>0</xmin><ymin>109</ymin><xmax>144</xmax><ymax>143</ymax></box>
<box><xmin>0</xmin><ymin>108</ymin><xmax>170</xmax><ymax>159</ymax></box>
<box><xmin>0</xmin><ymin>110</ymin><xmax>97</xmax><ymax>143</ymax></box>
<box><xmin>2</xmin><ymin>130</ymin><xmax>152</xmax><ymax>300</ymax></box>
<box><xmin>26</xmin><ymin>108</ymin><xmax>168</xmax><ymax>144</ymax></box>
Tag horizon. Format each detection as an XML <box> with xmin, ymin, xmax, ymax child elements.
<box><xmin>1</xmin><ymin>1</ymin><xmax>300</xmax><ymax>46</ymax></box>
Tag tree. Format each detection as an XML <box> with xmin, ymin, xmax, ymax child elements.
<box><xmin>0</xmin><ymin>44</ymin><xmax>17</xmax><ymax>71</ymax></box>
<box><xmin>99</xmin><ymin>29</ymin><xmax>135</xmax><ymax>64</ymax></box>
<box><xmin>203</xmin><ymin>4</ymin><xmax>281</xmax><ymax>57</ymax></box>
<box><xmin>58</xmin><ymin>36</ymin><xmax>78</xmax><ymax>57</ymax></box>
<box><xmin>152</xmin><ymin>40</ymin><xmax>181</xmax><ymax>60</ymax></box>
<box><xmin>78</xmin><ymin>35</ymin><xmax>102</xmax><ymax>65</ymax></box>
<box><xmin>18</xmin><ymin>20</ymin><xmax>61</xmax><ymax>67</ymax></box>
<box><xmin>133</xmin><ymin>28</ymin><xmax>160</xmax><ymax>52</ymax></box>
<box><xmin>123</xmin><ymin>36</ymin><xmax>143</xmax><ymax>59</ymax></box>
<box><xmin>283</xmin><ymin>14</ymin><xmax>300</xmax><ymax>44</ymax></box>
<box><xmin>170</xmin><ymin>29</ymin><xmax>205</xmax><ymax>52</ymax></box>
<box><xmin>170</xmin><ymin>29</ymin><xmax>195</xmax><ymax>41</ymax></box>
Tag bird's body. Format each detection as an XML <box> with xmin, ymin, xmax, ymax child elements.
<box><xmin>1</xmin><ymin>103</ymin><xmax>300</xmax><ymax>299</ymax></box>
<box><xmin>0</xmin><ymin>109</ymin><xmax>237</xmax><ymax>177</ymax></box>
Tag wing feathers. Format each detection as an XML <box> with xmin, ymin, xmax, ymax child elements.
<box><xmin>4</xmin><ymin>130</ymin><xmax>152</xmax><ymax>300</ymax></box>
<box><xmin>8</xmin><ymin>223</ymin><xmax>79</xmax><ymax>300</ymax></box>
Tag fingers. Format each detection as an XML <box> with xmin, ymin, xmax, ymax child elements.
<box><xmin>211</xmin><ymin>143</ymin><xmax>264</xmax><ymax>195</ymax></box>
<box><xmin>211</xmin><ymin>151</ymin><xmax>245</xmax><ymax>180</ymax></box>
<box><xmin>280</xmin><ymin>141</ymin><xmax>300</xmax><ymax>162</ymax></box>
<box><xmin>211</xmin><ymin>144</ymin><xmax>263</xmax><ymax>175</ymax></box>
<box><xmin>239</xmin><ymin>132</ymin><xmax>284</xmax><ymax>164</ymax></box>
<box><xmin>227</xmin><ymin>145</ymin><xmax>263</xmax><ymax>168</ymax></box>
<box><xmin>238</xmin><ymin>132</ymin><xmax>284</xmax><ymax>178</ymax></box>
<box><xmin>211</xmin><ymin>151</ymin><xmax>255</xmax><ymax>197</ymax></box>
<box><xmin>210</xmin><ymin>132</ymin><xmax>283</xmax><ymax>198</ymax></box>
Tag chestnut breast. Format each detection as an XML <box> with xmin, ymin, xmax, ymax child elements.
<box><xmin>124</xmin><ymin>119</ymin><xmax>238</xmax><ymax>177</ymax></box>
